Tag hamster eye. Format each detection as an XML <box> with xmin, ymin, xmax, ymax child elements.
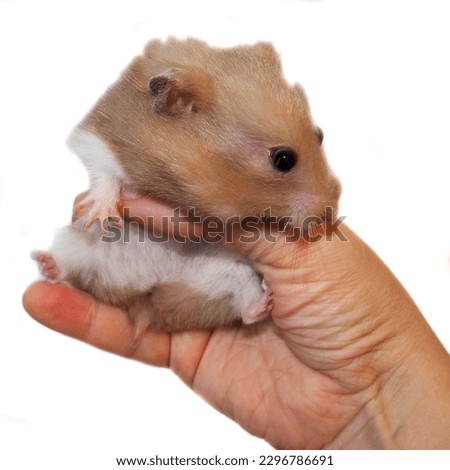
<box><xmin>316</xmin><ymin>127</ymin><xmax>324</xmax><ymax>145</ymax></box>
<box><xmin>149</xmin><ymin>76</ymin><xmax>168</xmax><ymax>95</ymax></box>
<box><xmin>269</xmin><ymin>147</ymin><xmax>297</xmax><ymax>173</ymax></box>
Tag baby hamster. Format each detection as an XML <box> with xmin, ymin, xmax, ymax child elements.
<box><xmin>33</xmin><ymin>37</ymin><xmax>341</xmax><ymax>332</ymax></box>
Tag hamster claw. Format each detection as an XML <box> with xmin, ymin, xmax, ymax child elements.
<box><xmin>242</xmin><ymin>287</ymin><xmax>273</xmax><ymax>325</ymax></box>
<box><xmin>83</xmin><ymin>208</ymin><xmax>123</xmax><ymax>235</ymax></box>
<box><xmin>75</xmin><ymin>195</ymin><xmax>123</xmax><ymax>235</ymax></box>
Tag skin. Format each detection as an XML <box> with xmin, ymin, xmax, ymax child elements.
<box><xmin>23</xmin><ymin>193</ymin><xmax>450</xmax><ymax>449</ymax></box>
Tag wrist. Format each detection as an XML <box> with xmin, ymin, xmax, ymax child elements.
<box><xmin>330</xmin><ymin>309</ymin><xmax>450</xmax><ymax>450</ymax></box>
<box><xmin>378</xmin><ymin>313</ymin><xmax>450</xmax><ymax>449</ymax></box>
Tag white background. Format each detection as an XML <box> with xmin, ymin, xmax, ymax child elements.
<box><xmin>1</xmin><ymin>0</ymin><xmax>449</xmax><ymax>467</ymax></box>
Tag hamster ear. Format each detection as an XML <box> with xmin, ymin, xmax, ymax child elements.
<box><xmin>149</xmin><ymin>68</ymin><xmax>212</xmax><ymax>117</ymax></box>
<box><xmin>253</xmin><ymin>42</ymin><xmax>282</xmax><ymax>72</ymax></box>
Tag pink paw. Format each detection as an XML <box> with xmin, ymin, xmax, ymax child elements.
<box><xmin>242</xmin><ymin>286</ymin><xmax>273</xmax><ymax>325</ymax></box>
<box><xmin>74</xmin><ymin>193</ymin><xmax>123</xmax><ymax>234</ymax></box>
<box><xmin>31</xmin><ymin>251</ymin><xmax>60</xmax><ymax>282</ymax></box>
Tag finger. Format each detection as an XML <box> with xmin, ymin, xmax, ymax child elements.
<box><xmin>23</xmin><ymin>282</ymin><xmax>171</xmax><ymax>367</ymax></box>
<box><xmin>120</xmin><ymin>187</ymin><xmax>268</xmax><ymax>246</ymax></box>
<box><xmin>118</xmin><ymin>188</ymin><xmax>307</xmax><ymax>265</ymax></box>
<box><xmin>119</xmin><ymin>190</ymin><xmax>204</xmax><ymax>240</ymax></box>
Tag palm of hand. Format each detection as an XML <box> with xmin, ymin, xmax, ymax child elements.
<box><xmin>182</xmin><ymin>322</ymin><xmax>363</xmax><ymax>450</ymax></box>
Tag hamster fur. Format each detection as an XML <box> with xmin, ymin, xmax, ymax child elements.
<box><xmin>33</xmin><ymin>37</ymin><xmax>341</xmax><ymax>332</ymax></box>
<box><xmin>33</xmin><ymin>216</ymin><xmax>267</xmax><ymax>332</ymax></box>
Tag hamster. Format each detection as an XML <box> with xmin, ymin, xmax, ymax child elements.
<box><xmin>33</xmin><ymin>37</ymin><xmax>341</xmax><ymax>332</ymax></box>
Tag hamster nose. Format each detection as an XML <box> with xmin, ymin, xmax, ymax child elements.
<box><xmin>316</xmin><ymin>127</ymin><xmax>324</xmax><ymax>145</ymax></box>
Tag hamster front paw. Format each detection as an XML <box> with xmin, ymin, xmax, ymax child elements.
<box><xmin>242</xmin><ymin>286</ymin><xmax>273</xmax><ymax>325</ymax></box>
<box><xmin>32</xmin><ymin>251</ymin><xmax>60</xmax><ymax>283</ymax></box>
<box><xmin>74</xmin><ymin>191</ymin><xmax>122</xmax><ymax>234</ymax></box>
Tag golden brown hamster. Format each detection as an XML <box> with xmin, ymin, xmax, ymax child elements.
<box><xmin>33</xmin><ymin>37</ymin><xmax>341</xmax><ymax>332</ymax></box>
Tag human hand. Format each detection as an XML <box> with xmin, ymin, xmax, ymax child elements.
<box><xmin>23</xmin><ymin>192</ymin><xmax>450</xmax><ymax>449</ymax></box>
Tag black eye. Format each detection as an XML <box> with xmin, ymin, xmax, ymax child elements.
<box><xmin>269</xmin><ymin>147</ymin><xmax>297</xmax><ymax>173</ymax></box>
<box><xmin>316</xmin><ymin>126</ymin><xmax>324</xmax><ymax>145</ymax></box>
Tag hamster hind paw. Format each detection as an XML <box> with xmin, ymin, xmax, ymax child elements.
<box><xmin>242</xmin><ymin>287</ymin><xmax>273</xmax><ymax>325</ymax></box>
<box><xmin>31</xmin><ymin>251</ymin><xmax>60</xmax><ymax>283</ymax></box>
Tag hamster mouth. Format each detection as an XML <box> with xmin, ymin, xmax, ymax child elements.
<box><xmin>257</xmin><ymin>210</ymin><xmax>292</xmax><ymax>231</ymax></box>
<box><xmin>288</xmin><ymin>204</ymin><xmax>339</xmax><ymax>233</ymax></box>
<box><xmin>220</xmin><ymin>204</ymin><xmax>340</xmax><ymax>239</ymax></box>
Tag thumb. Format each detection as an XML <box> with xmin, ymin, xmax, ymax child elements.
<box><xmin>119</xmin><ymin>188</ymin><xmax>204</xmax><ymax>241</ymax></box>
<box><xmin>119</xmin><ymin>188</ymin><xmax>312</xmax><ymax>269</ymax></box>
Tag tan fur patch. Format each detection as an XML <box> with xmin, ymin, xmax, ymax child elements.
<box><xmin>128</xmin><ymin>282</ymin><xmax>241</xmax><ymax>332</ymax></box>
<box><xmin>79</xmin><ymin>37</ymin><xmax>341</xmax><ymax>227</ymax></box>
